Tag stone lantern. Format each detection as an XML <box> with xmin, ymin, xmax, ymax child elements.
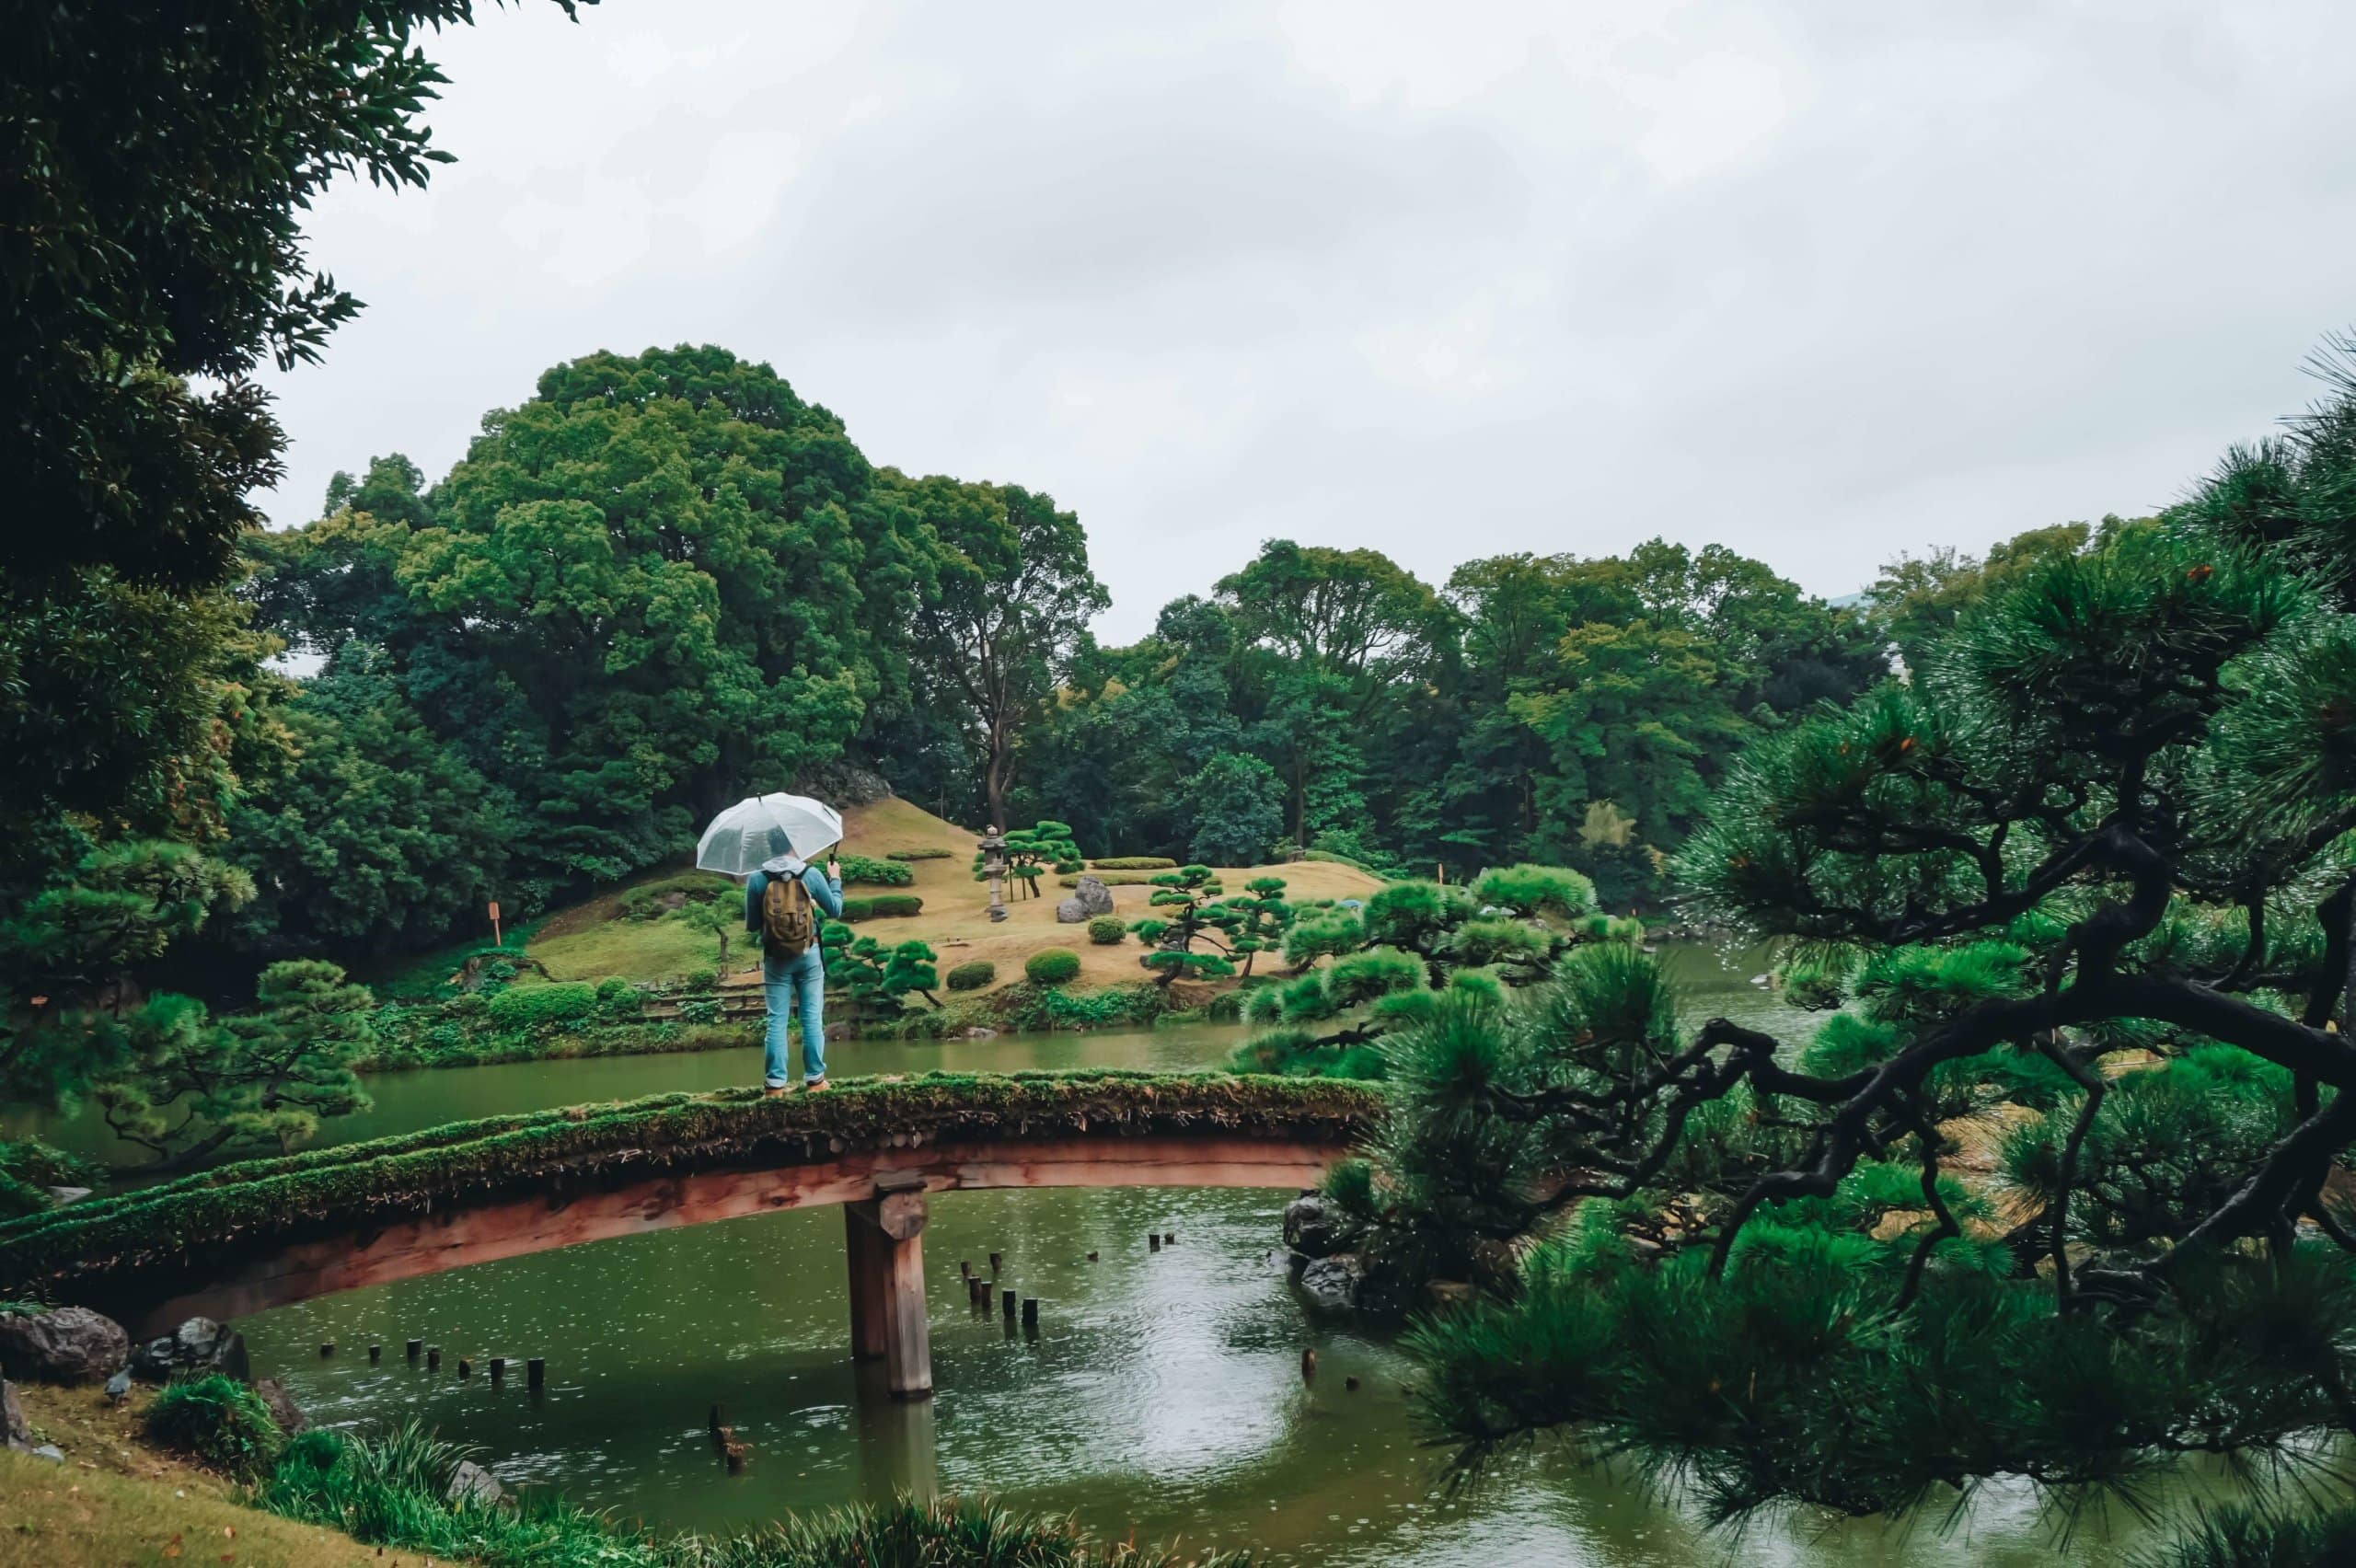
<box><xmin>979</xmin><ymin>825</ymin><xmax>1009</xmax><ymax>923</ymax></box>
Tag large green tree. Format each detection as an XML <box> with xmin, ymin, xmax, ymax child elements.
<box><xmin>892</xmin><ymin>473</ymin><xmax>1107</xmax><ymax>830</ymax></box>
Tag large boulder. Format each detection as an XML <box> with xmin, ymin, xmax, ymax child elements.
<box><xmin>1070</xmin><ymin>875</ymin><xmax>1115</xmax><ymax>917</ymax></box>
<box><xmin>1055</xmin><ymin>896</ymin><xmax>1089</xmax><ymax>923</ymax></box>
<box><xmin>252</xmin><ymin>1377</ymin><xmax>307</xmax><ymax>1435</ymax></box>
<box><xmin>1282</xmin><ymin>1193</ymin><xmax>1354</xmax><ymax>1259</ymax></box>
<box><xmin>131</xmin><ymin>1317</ymin><xmax>248</xmax><ymax>1384</ymax></box>
<box><xmin>0</xmin><ymin>1306</ymin><xmax>129</xmax><ymax>1384</ymax></box>
<box><xmin>1296</xmin><ymin>1253</ymin><xmax>1368</xmax><ymax>1313</ymax></box>
<box><xmin>446</xmin><ymin>1458</ymin><xmax>508</xmax><ymax>1510</ymax></box>
<box><xmin>3</xmin><ymin>1378</ymin><xmax>28</xmax><ymax>1451</ymax></box>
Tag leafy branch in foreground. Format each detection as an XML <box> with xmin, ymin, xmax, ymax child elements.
<box><xmin>1375</xmin><ymin>338</ymin><xmax>2356</xmax><ymax>1531</ymax></box>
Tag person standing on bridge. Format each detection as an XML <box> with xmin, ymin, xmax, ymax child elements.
<box><xmin>745</xmin><ymin>828</ymin><xmax>845</xmax><ymax>1094</ymax></box>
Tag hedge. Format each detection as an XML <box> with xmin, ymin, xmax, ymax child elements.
<box><xmin>1090</xmin><ymin>857</ymin><xmax>1176</xmax><ymax>870</ymax></box>
<box><xmin>887</xmin><ymin>847</ymin><xmax>954</xmax><ymax>860</ymax></box>
<box><xmin>1057</xmin><ymin>870</ymin><xmax>1159</xmax><ymax>888</ymax></box>
<box><xmin>1025</xmin><ymin>948</ymin><xmax>1081</xmax><ymax>986</ymax></box>
<box><xmin>945</xmin><ymin>960</ymin><xmax>996</xmax><ymax>991</ymax></box>
<box><xmin>1087</xmin><ymin>917</ymin><xmax>1127</xmax><ymax>945</ymax></box>
<box><xmin>0</xmin><ymin>1072</ymin><xmax>1383</xmax><ymax>1299</ymax></box>
<box><xmin>838</xmin><ymin>894</ymin><xmax>923</xmax><ymax>922</ymax></box>
<box><xmin>484</xmin><ymin>983</ymin><xmax>598</xmax><ymax>1028</ymax></box>
<box><xmin>837</xmin><ymin>853</ymin><xmax>914</xmax><ymax>888</ymax></box>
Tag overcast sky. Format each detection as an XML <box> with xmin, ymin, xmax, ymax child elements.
<box><xmin>256</xmin><ymin>0</ymin><xmax>2356</xmax><ymax>640</ymax></box>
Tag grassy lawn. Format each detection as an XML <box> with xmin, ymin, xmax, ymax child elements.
<box><xmin>1</xmin><ymin>1385</ymin><xmax>373</xmax><ymax>1568</ymax></box>
<box><xmin>520</xmin><ymin>795</ymin><xmax>1386</xmax><ymax>994</ymax></box>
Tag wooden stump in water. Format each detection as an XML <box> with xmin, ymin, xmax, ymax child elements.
<box><xmin>318</xmin><ymin>1343</ymin><xmax>333</xmax><ymax>1357</ymax></box>
<box><xmin>489</xmin><ymin>1357</ymin><xmax>505</xmax><ymax>1383</ymax></box>
<box><xmin>1001</xmin><ymin>1288</ymin><xmax>1016</xmax><ymax>1318</ymax></box>
<box><xmin>368</xmin><ymin>1344</ymin><xmax>381</xmax><ymax>1364</ymax></box>
<box><xmin>406</xmin><ymin>1339</ymin><xmax>422</xmax><ymax>1361</ymax></box>
<box><xmin>426</xmin><ymin>1346</ymin><xmax>441</xmax><ymax>1371</ymax></box>
<box><xmin>526</xmin><ymin>1357</ymin><xmax>546</xmax><ymax>1390</ymax></box>
<box><xmin>1300</xmin><ymin>1347</ymin><xmax>1317</xmax><ymax>1381</ymax></box>
<box><xmin>457</xmin><ymin>1357</ymin><xmax>471</xmax><ymax>1379</ymax></box>
<box><xmin>1149</xmin><ymin>1233</ymin><xmax>1161</xmax><ymax>1252</ymax></box>
<box><xmin>988</xmin><ymin>1251</ymin><xmax>1002</xmax><ymax>1274</ymax></box>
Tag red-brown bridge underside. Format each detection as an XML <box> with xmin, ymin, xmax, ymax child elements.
<box><xmin>132</xmin><ymin>1133</ymin><xmax>1348</xmax><ymax>1339</ymax></box>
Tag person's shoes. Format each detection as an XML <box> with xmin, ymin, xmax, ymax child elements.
<box><xmin>764</xmin><ymin>1085</ymin><xmax>793</xmax><ymax>1098</ymax></box>
<box><xmin>803</xmin><ymin>1078</ymin><xmax>831</xmax><ymax>1093</ymax></box>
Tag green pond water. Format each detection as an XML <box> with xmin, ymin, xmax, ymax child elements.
<box><xmin>10</xmin><ymin>945</ymin><xmax>2242</xmax><ymax>1563</ymax></box>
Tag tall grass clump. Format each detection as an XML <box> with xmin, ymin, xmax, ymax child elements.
<box><xmin>144</xmin><ymin>1374</ymin><xmax>285</xmax><ymax>1479</ymax></box>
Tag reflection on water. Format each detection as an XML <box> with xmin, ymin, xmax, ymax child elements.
<box><xmin>9</xmin><ymin>946</ymin><xmax>2222</xmax><ymax>1562</ymax></box>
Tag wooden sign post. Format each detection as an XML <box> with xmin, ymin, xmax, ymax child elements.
<box><xmin>489</xmin><ymin>900</ymin><xmax>502</xmax><ymax>947</ymax></box>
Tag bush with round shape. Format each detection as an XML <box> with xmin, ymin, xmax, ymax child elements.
<box><xmin>946</xmin><ymin>960</ymin><xmax>996</xmax><ymax>992</ymax></box>
<box><xmin>837</xmin><ymin>853</ymin><xmax>914</xmax><ymax>887</ymax></box>
<box><xmin>484</xmin><ymin>982</ymin><xmax>597</xmax><ymax>1029</ymax></box>
<box><xmin>145</xmin><ymin>1373</ymin><xmax>285</xmax><ymax>1479</ymax></box>
<box><xmin>1026</xmin><ymin>948</ymin><xmax>1082</xmax><ymax>986</ymax></box>
<box><xmin>1087</xmin><ymin>917</ymin><xmax>1126</xmax><ymax>946</ymax></box>
<box><xmin>1472</xmin><ymin>863</ymin><xmax>1598</xmax><ymax>917</ymax></box>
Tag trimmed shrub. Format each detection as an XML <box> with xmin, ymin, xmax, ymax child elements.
<box><xmin>1057</xmin><ymin>870</ymin><xmax>1161</xmax><ymax>888</ymax></box>
<box><xmin>1472</xmin><ymin>862</ymin><xmax>1598</xmax><ymax>917</ymax></box>
<box><xmin>837</xmin><ymin>853</ymin><xmax>914</xmax><ymax>887</ymax></box>
<box><xmin>838</xmin><ymin>894</ymin><xmax>922</xmax><ymax>922</ymax></box>
<box><xmin>484</xmin><ymin>982</ymin><xmax>597</xmax><ymax>1029</ymax></box>
<box><xmin>887</xmin><ymin>847</ymin><xmax>953</xmax><ymax>860</ymax></box>
<box><xmin>593</xmin><ymin>975</ymin><xmax>641</xmax><ymax>1021</ymax></box>
<box><xmin>684</xmin><ymin>965</ymin><xmax>720</xmax><ymax>992</ymax></box>
<box><xmin>946</xmin><ymin>960</ymin><xmax>996</xmax><ymax>992</ymax></box>
<box><xmin>1087</xmin><ymin>917</ymin><xmax>1127</xmax><ymax>946</ymax></box>
<box><xmin>1091</xmin><ymin>856</ymin><xmax>1176</xmax><ymax>870</ymax></box>
<box><xmin>1025</xmin><ymin>948</ymin><xmax>1082</xmax><ymax>986</ymax></box>
<box><xmin>146</xmin><ymin>1373</ymin><xmax>285</xmax><ymax>1479</ymax></box>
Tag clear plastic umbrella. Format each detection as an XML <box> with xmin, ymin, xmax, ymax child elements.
<box><xmin>696</xmin><ymin>793</ymin><xmax>844</xmax><ymax>877</ymax></box>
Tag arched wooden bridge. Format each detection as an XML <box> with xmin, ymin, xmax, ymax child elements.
<box><xmin>0</xmin><ymin>1071</ymin><xmax>1378</xmax><ymax>1400</ymax></box>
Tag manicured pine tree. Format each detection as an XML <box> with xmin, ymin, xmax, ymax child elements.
<box><xmin>1364</xmin><ymin>344</ymin><xmax>2356</xmax><ymax>1539</ymax></box>
<box><xmin>1129</xmin><ymin>865</ymin><xmax>1238</xmax><ymax>987</ymax></box>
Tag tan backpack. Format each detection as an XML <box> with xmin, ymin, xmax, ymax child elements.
<box><xmin>760</xmin><ymin>871</ymin><xmax>816</xmax><ymax>961</ymax></box>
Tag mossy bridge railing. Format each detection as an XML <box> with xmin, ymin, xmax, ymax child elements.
<box><xmin>0</xmin><ymin>1071</ymin><xmax>1380</xmax><ymax>1400</ymax></box>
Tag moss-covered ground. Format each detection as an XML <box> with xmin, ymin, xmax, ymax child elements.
<box><xmin>1</xmin><ymin>1383</ymin><xmax>374</xmax><ymax>1568</ymax></box>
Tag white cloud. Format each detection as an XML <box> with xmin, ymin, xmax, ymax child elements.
<box><xmin>255</xmin><ymin>0</ymin><xmax>2356</xmax><ymax>639</ymax></box>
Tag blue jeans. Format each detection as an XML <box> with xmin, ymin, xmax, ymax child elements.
<box><xmin>762</xmin><ymin>948</ymin><xmax>826</xmax><ymax>1087</ymax></box>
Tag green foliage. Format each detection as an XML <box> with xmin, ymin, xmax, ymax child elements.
<box><xmin>2131</xmin><ymin>1497</ymin><xmax>2356</xmax><ymax>1568</ymax></box>
<box><xmin>1090</xmin><ymin>857</ymin><xmax>1176</xmax><ymax>870</ymax></box>
<box><xmin>886</xmin><ymin>847</ymin><xmax>953</xmax><ymax>861</ymax></box>
<box><xmin>1184</xmin><ymin>751</ymin><xmax>1287</xmax><ymax>864</ymax></box>
<box><xmin>835</xmin><ymin>853</ymin><xmax>913</xmax><ymax>887</ymax></box>
<box><xmin>93</xmin><ymin>959</ymin><xmax>375</xmax><ymax>1169</ymax></box>
<box><xmin>1025</xmin><ymin>949</ymin><xmax>1082</xmax><ymax>986</ymax></box>
<box><xmin>1087</xmin><ymin>917</ymin><xmax>1128</xmax><ymax>945</ymax></box>
<box><xmin>486</xmin><ymin>983</ymin><xmax>599</xmax><ymax>1029</ymax></box>
<box><xmin>836</xmin><ymin>894</ymin><xmax>922</xmax><ymax>922</ymax></box>
<box><xmin>0</xmin><ymin>1139</ymin><xmax>98</xmax><ymax>1219</ymax></box>
<box><xmin>1282</xmin><ymin>910</ymin><xmax>1365</xmax><ymax>968</ymax></box>
<box><xmin>945</xmin><ymin>960</ymin><xmax>996</xmax><ymax>992</ymax></box>
<box><xmin>1200</xmin><ymin>874</ymin><xmax>1292</xmax><ymax>976</ymax></box>
<box><xmin>1471</xmin><ymin>863</ymin><xmax>1597</xmax><ymax>917</ymax></box>
<box><xmin>146</xmin><ymin>1374</ymin><xmax>285</xmax><ymax>1480</ymax></box>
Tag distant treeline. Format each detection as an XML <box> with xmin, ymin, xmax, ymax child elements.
<box><xmin>216</xmin><ymin>343</ymin><xmax>2119</xmax><ymax>958</ymax></box>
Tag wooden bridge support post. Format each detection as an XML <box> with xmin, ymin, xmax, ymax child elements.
<box><xmin>845</xmin><ymin>1174</ymin><xmax>932</xmax><ymax>1401</ymax></box>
